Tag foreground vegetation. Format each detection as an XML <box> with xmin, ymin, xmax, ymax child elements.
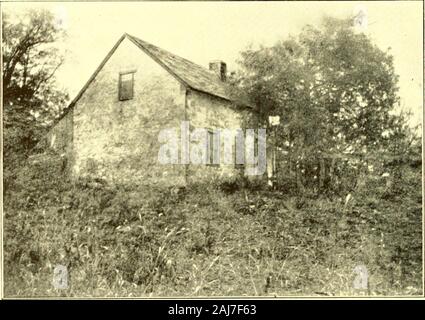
<box><xmin>4</xmin><ymin>152</ymin><xmax>422</xmax><ymax>297</ymax></box>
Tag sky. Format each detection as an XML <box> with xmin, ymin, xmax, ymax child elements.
<box><xmin>3</xmin><ymin>1</ymin><xmax>423</xmax><ymax>128</ymax></box>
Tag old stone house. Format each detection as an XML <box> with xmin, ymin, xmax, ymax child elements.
<box><xmin>43</xmin><ymin>33</ymin><xmax>258</xmax><ymax>186</ymax></box>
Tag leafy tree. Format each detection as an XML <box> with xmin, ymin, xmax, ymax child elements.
<box><xmin>234</xmin><ymin>16</ymin><xmax>409</xmax><ymax>192</ymax></box>
<box><xmin>2</xmin><ymin>8</ymin><xmax>68</xmax><ymax>170</ymax></box>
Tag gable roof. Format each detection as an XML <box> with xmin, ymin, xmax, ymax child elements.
<box><xmin>53</xmin><ymin>33</ymin><xmax>251</xmax><ymax>128</ymax></box>
<box><xmin>126</xmin><ymin>33</ymin><xmax>240</xmax><ymax>103</ymax></box>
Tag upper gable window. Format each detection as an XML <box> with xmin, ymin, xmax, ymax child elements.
<box><xmin>118</xmin><ymin>71</ymin><xmax>135</xmax><ymax>101</ymax></box>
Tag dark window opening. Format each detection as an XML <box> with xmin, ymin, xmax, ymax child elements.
<box><xmin>207</xmin><ymin>129</ymin><xmax>220</xmax><ymax>167</ymax></box>
<box><xmin>234</xmin><ymin>133</ymin><xmax>245</xmax><ymax>169</ymax></box>
<box><xmin>119</xmin><ymin>71</ymin><xmax>135</xmax><ymax>101</ymax></box>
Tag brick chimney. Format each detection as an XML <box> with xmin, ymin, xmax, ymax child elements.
<box><xmin>209</xmin><ymin>60</ymin><xmax>227</xmax><ymax>82</ymax></box>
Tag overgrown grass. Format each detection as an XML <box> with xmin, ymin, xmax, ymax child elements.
<box><xmin>3</xmin><ymin>153</ymin><xmax>422</xmax><ymax>297</ymax></box>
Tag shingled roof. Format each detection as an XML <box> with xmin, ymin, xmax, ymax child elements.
<box><xmin>126</xmin><ymin>33</ymin><xmax>244</xmax><ymax>104</ymax></box>
<box><xmin>55</xmin><ymin>33</ymin><xmax>251</xmax><ymax>127</ymax></box>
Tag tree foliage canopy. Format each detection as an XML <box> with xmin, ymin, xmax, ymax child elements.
<box><xmin>235</xmin><ymin>17</ymin><xmax>405</xmax><ymax>157</ymax></box>
<box><xmin>2</xmin><ymin>9</ymin><xmax>68</xmax><ymax>165</ymax></box>
<box><xmin>233</xmin><ymin>17</ymin><xmax>419</xmax><ymax>193</ymax></box>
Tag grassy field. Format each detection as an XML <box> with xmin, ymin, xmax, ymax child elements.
<box><xmin>3</xmin><ymin>155</ymin><xmax>423</xmax><ymax>297</ymax></box>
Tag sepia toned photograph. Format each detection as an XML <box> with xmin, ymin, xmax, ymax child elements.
<box><xmin>1</xmin><ymin>1</ymin><xmax>423</xmax><ymax>298</ymax></box>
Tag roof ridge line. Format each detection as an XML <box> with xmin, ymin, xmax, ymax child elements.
<box><xmin>125</xmin><ymin>33</ymin><xmax>216</xmax><ymax>75</ymax></box>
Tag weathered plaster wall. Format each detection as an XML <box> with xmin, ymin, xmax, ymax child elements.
<box><xmin>186</xmin><ymin>89</ymin><xmax>250</xmax><ymax>183</ymax></box>
<box><xmin>71</xmin><ymin>37</ymin><xmax>186</xmax><ymax>186</ymax></box>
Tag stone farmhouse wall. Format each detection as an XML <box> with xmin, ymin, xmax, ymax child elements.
<box><xmin>44</xmin><ymin>37</ymin><xmax>252</xmax><ymax>186</ymax></box>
